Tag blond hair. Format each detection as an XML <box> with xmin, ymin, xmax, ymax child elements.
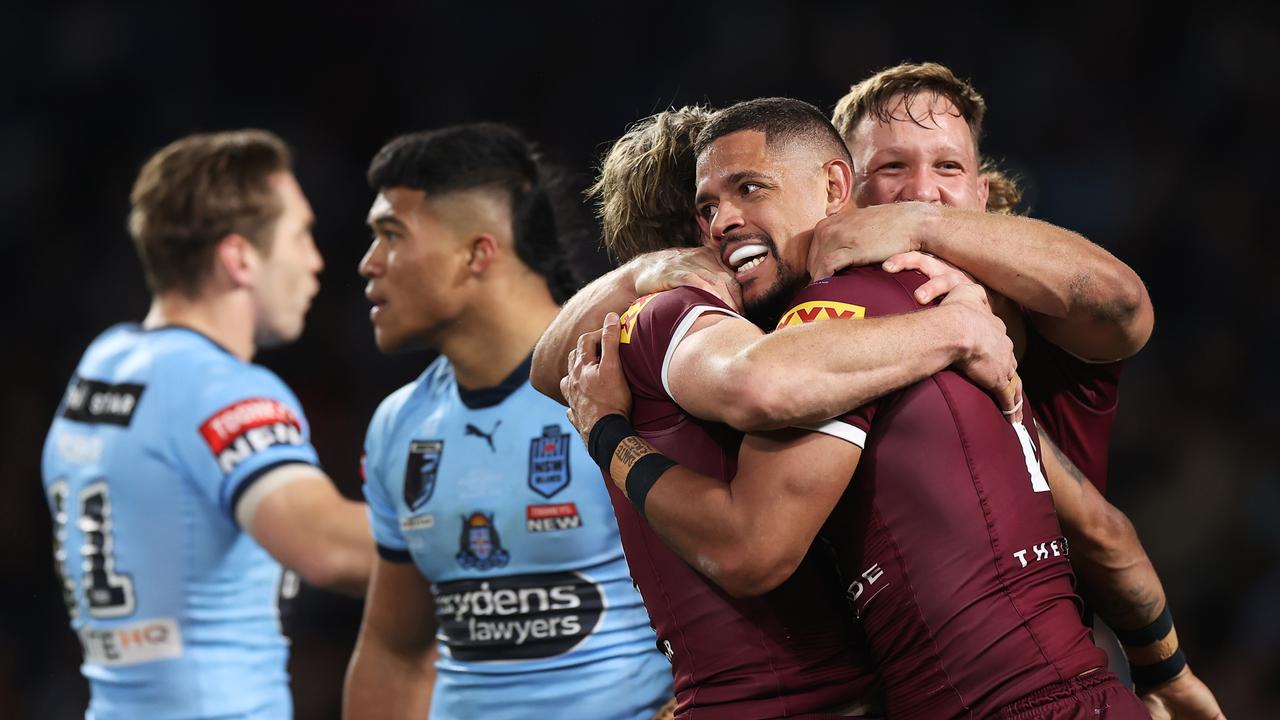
<box><xmin>587</xmin><ymin>106</ymin><xmax>712</xmax><ymax>262</ymax></box>
<box><xmin>833</xmin><ymin>62</ymin><xmax>1022</xmax><ymax>214</ymax></box>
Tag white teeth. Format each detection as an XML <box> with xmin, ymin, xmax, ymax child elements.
<box><xmin>728</xmin><ymin>244</ymin><xmax>768</xmax><ymax>267</ymax></box>
<box><xmin>737</xmin><ymin>255</ymin><xmax>766</xmax><ymax>274</ymax></box>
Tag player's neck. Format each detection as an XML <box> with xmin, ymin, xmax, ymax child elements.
<box><xmin>441</xmin><ymin>280</ymin><xmax>560</xmax><ymax>391</ymax></box>
<box><xmin>143</xmin><ymin>292</ymin><xmax>256</xmax><ymax>361</ymax></box>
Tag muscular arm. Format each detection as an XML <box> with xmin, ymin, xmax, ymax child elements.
<box><xmin>1040</xmin><ymin>433</ymin><xmax>1225</xmax><ymax>718</ymax></box>
<box><xmin>1039</xmin><ymin>433</ymin><xmax>1163</xmax><ymax>629</ymax></box>
<box><xmin>533</xmin><ymin>264</ymin><xmax>639</xmax><ymax>404</ymax></box>
<box><xmin>241</xmin><ymin>465</ymin><xmax>374</xmax><ymax>596</ymax></box>
<box><xmin>666</xmin><ymin>299</ymin><xmax>1009</xmax><ymax>431</ymax></box>
<box><xmin>608</xmin><ymin>430</ymin><xmax>861</xmax><ymax>597</ymax></box>
<box><xmin>344</xmin><ymin>559</ymin><xmax>438</xmax><ymax>720</ymax></box>
<box><xmin>918</xmin><ymin>205</ymin><xmax>1154</xmax><ymax>361</ymax></box>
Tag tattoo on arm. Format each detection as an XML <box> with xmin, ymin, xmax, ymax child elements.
<box><xmin>1045</xmin><ymin>435</ymin><xmax>1089</xmax><ymax>486</ymax></box>
<box><xmin>616</xmin><ymin>436</ymin><xmax>653</xmax><ymax>470</ymax></box>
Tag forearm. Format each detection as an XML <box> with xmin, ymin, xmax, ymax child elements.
<box><xmin>344</xmin><ymin>639</ymin><xmax>436</xmax><ymax>720</ymax></box>
<box><xmin>922</xmin><ymin>206</ymin><xmax>1151</xmax><ymax>357</ymax></box>
<box><xmin>721</xmin><ymin>305</ymin><xmax>971</xmax><ymax>431</ymax></box>
<box><xmin>532</xmin><ymin>264</ymin><xmax>638</xmax><ymax>403</ymax></box>
<box><xmin>316</xmin><ymin>496</ymin><xmax>377</xmax><ymax>596</ymax></box>
<box><xmin>607</xmin><ymin>436</ymin><xmax>763</xmax><ymax>592</ymax></box>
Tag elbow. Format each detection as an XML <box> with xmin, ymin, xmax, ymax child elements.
<box><xmin>1082</xmin><ymin>266</ymin><xmax>1154</xmax><ymax>356</ymax></box>
<box><xmin>1068</xmin><ymin>502</ymin><xmax>1137</xmax><ymax>567</ymax></box>
<box><xmin>713</xmin><ymin>548</ymin><xmax>803</xmax><ymax>598</ymax></box>
<box><xmin>292</xmin><ymin>548</ymin><xmax>370</xmax><ymax>595</ymax></box>
<box><xmin>718</xmin><ymin>357</ymin><xmax>805</xmax><ymax>432</ymax></box>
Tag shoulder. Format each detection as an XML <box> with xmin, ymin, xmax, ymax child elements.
<box><xmin>367</xmin><ymin>358</ymin><xmax>450</xmax><ymax>447</ymax></box>
<box><xmin>780</xmin><ymin>267</ymin><xmax>928</xmax><ymax>327</ymax></box>
<box><xmin>622</xmin><ymin>287</ymin><xmax>741</xmax><ymax>349</ymax></box>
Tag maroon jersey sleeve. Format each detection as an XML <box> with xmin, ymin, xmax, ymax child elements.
<box><xmin>617</xmin><ymin>287</ymin><xmax>744</xmax><ymax>433</ymax></box>
<box><xmin>775</xmin><ymin>267</ymin><xmax>931</xmax><ymax>446</ymax></box>
<box><xmin>1022</xmin><ymin>327</ymin><xmax>1124</xmax><ymax>494</ymax></box>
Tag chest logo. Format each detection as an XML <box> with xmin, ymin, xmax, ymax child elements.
<box><xmin>465</xmin><ymin>420</ymin><xmax>502</xmax><ymax>453</ymax></box>
<box><xmin>404</xmin><ymin>440</ymin><xmax>444</xmax><ymax>511</ymax></box>
<box><xmin>456</xmin><ymin>511</ymin><xmax>511</xmax><ymax>571</ymax></box>
<box><xmin>776</xmin><ymin>299</ymin><xmax>866</xmax><ymax>329</ymax></box>
<box><xmin>528</xmin><ymin>424</ymin><xmax>572</xmax><ymax>499</ymax></box>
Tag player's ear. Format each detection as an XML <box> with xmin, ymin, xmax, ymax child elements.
<box><xmin>215</xmin><ymin>233</ymin><xmax>257</xmax><ymax>289</ymax></box>
<box><xmin>465</xmin><ymin>234</ymin><xmax>498</xmax><ymax>275</ymax></box>
<box><xmin>977</xmin><ymin>172</ymin><xmax>990</xmax><ymax>212</ymax></box>
<box><xmin>823</xmin><ymin>158</ymin><xmax>854</xmax><ymax>215</ymax></box>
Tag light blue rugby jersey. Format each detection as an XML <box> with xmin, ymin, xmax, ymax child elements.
<box><xmin>41</xmin><ymin>324</ymin><xmax>320</xmax><ymax>720</ymax></box>
<box><xmin>363</xmin><ymin>354</ymin><xmax>672</xmax><ymax>720</ymax></box>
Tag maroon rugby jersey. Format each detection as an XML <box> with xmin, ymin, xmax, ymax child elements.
<box><xmin>785</xmin><ymin>268</ymin><xmax>1107</xmax><ymax>719</ymax></box>
<box><xmin>1022</xmin><ymin>327</ymin><xmax>1123</xmax><ymax>494</ymax></box>
<box><xmin>615</xmin><ymin>286</ymin><xmax>875</xmax><ymax>719</ymax></box>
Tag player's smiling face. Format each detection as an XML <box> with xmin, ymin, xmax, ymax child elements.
<box><xmin>694</xmin><ymin>130</ymin><xmax>828</xmax><ymax>325</ymax></box>
<box><xmin>359</xmin><ymin>187</ymin><xmax>473</xmax><ymax>353</ymax></box>
<box><xmin>847</xmin><ymin>92</ymin><xmax>989</xmax><ymax>211</ymax></box>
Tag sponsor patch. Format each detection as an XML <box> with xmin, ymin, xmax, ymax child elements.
<box><xmin>526</xmin><ymin>503</ymin><xmax>582</xmax><ymax>532</ymax></box>
<box><xmin>404</xmin><ymin>440</ymin><xmax>444</xmax><ymax>511</ymax></box>
<box><xmin>62</xmin><ymin>377</ymin><xmax>145</xmax><ymax>427</ymax></box>
<box><xmin>434</xmin><ymin>571</ymin><xmax>605</xmax><ymax>660</ymax></box>
<box><xmin>464</xmin><ymin>420</ymin><xmax>501</xmax><ymax>453</ymax></box>
<box><xmin>777</xmin><ymin>300</ymin><xmax>866</xmax><ymax>329</ymax></box>
<box><xmin>456</xmin><ymin>511</ymin><xmax>510</xmax><ymax>570</ymax></box>
<box><xmin>619</xmin><ymin>294</ymin><xmax>657</xmax><ymax>344</ymax></box>
<box><xmin>400</xmin><ymin>514</ymin><xmax>436</xmax><ymax>531</ymax></box>
<box><xmin>528</xmin><ymin>424</ymin><xmax>571</xmax><ymax>498</ymax></box>
<box><xmin>79</xmin><ymin>617</ymin><xmax>183</xmax><ymax>667</ymax></box>
<box><xmin>199</xmin><ymin>398</ymin><xmax>303</xmax><ymax>474</ymax></box>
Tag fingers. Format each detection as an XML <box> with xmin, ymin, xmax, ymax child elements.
<box><xmin>576</xmin><ymin>327</ymin><xmax>603</xmax><ymax>366</ymax></box>
<box><xmin>998</xmin><ymin>372</ymin><xmax>1023</xmax><ymax>424</ymax></box>
<box><xmin>599</xmin><ymin>313</ymin><xmax>621</xmax><ymax>370</ymax></box>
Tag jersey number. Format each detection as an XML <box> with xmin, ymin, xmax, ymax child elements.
<box><xmin>48</xmin><ymin>480</ymin><xmax>136</xmax><ymax>618</ymax></box>
<box><xmin>1012</xmin><ymin>422</ymin><xmax>1051</xmax><ymax>493</ymax></box>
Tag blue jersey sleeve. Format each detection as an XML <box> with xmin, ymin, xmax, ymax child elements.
<box><xmin>180</xmin><ymin>363</ymin><xmax>320</xmax><ymax>521</ymax></box>
<box><xmin>361</xmin><ymin>394</ymin><xmax>410</xmax><ymax>561</ymax></box>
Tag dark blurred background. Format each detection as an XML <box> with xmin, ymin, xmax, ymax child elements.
<box><xmin>3</xmin><ymin>1</ymin><xmax>1277</xmax><ymax>717</ymax></box>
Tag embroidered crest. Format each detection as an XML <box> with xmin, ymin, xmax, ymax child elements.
<box><xmin>456</xmin><ymin>511</ymin><xmax>510</xmax><ymax>570</ymax></box>
<box><xmin>528</xmin><ymin>424</ymin><xmax>571</xmax><ymax>498</ymax></box>
<box><xmin>404</xmin><ymin>440</ymin><xmax>444</xmax><ymax>511</ymax></box>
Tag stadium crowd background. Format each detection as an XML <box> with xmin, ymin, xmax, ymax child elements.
<box><xmin>2</xmin><ymin>2</ymin><xmax>1275</xmax><ymax>717</ymax></box>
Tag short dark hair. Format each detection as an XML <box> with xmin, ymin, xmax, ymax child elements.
<box><xmin>367</xmin><ymin>123</ymin><xmax>584</xmax><ymax>302</ymax></box>
<box><xmin>128</xmin><ymin>129</ymin><xmax>291</xmax><ymax>297</ymax></box>
<box><xmin>693</xmin><ymin>97</ymin><xmax>852</xmax><ymax>165</ymax></box>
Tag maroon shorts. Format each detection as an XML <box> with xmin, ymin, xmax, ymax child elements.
<box><xmin>996</xmin><ymin>671</ymin><xmax>1147</xmax><ymax>719</ymax></box>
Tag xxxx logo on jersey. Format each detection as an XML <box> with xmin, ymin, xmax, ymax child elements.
<box><xmin>618</xmin><ymin>294</ymin><xmax>657</xmax><ymax>344</ymax></box>
<box><xmin>776</xmin><ymin>300</ymin><xmax>866</xmax><ymax>329</ymax></box>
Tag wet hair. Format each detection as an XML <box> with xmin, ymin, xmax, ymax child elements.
<box><xmin>128</xmin><ymin>129</ymin><xmax>291</xmax><ymax>297</ymax></box>
<box><xmin>693</xmin><ymin>97</ymin><xmax>853</xmax><ymax>165</ymax></box>
<box><xmin>587</xmin><ymin>106</ymin><xmax>712</xmax><ymax>262</ymax></box>
<box><xmin>832</xmin><ymin>61</ymin><xmax>1023</xmax><ymax>214</ymax></box>
<box><xmin>367</xmin><ymin>123</ymin><xmax>585</xmax><ymax>302</ymax></box>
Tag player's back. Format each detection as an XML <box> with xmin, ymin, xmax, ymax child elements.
<box><xmin>787</xmin><ymin>269</ymin><xmax>1110</xmax><ymax>719</ymax></box>
<box><xmin>617</xmin><ymin>288</ymin><xmax>875</xmax><ymax>719</ymax></box>
<box><xmin>42</xmin><ymin>325</ymin><xmax>311</xmax><ymax>720</ymax></box>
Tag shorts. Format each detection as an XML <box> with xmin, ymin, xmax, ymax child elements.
<box><xmin>996</xmin><ymin>670</ymin><xmax>1148</xmax><ymax>720</ymax></box>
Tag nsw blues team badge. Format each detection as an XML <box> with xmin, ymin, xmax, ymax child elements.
<box><xmin>528</xmin><ymin>424</ymin><xmax>571</xmax><ymax>498</ymax></box>
<box><xmin>404</xmin><ymin>440</ymin><xmax>444</xmax><ymax>511</ymax></box>
<box><xmin>456</xmin><ymin>511</ymin><xmax>510</xmax><ymax>570</ymax></box>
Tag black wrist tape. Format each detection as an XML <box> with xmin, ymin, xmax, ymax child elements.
<box><xmin>588</xmin><ymin>414</ymin><xmax>633</xmax><ymax>472</ymax></box>
<box><xmin>625</xmin><ymin>452</ymin><xmax>676</xmax><ymax>519</ymax></box>
<box><xmin>1132</xmin><ymin>647</ymin><xmax>1187</xmax><ymax>690</ymax></box>
<box><xmin>1116</xmin><ymin>604</ymin><xmax>1174</xmax><ymax>647</ymax></box>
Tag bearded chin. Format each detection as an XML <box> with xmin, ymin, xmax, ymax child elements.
<box><xmin>743</xmin><ymin>261</ymin><xmax>809</xmax><ymax>330</ymax></box>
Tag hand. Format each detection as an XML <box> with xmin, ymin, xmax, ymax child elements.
<box><xmin>808</xmin><ymin>202</ymin><xmax>933</xmax><ymax>279</ymax></box>
<box><xmin>631</xmin><ymin>247</ymin><xmax>742</xmax><ymax>312</ymax></box>
<box><xmin>882</xmin><ymin>250</ymin><xmax>975</xmax><ymax>306</ymax></box>
<box><xmin>1141</xmin><ymin>667</ymin><xmax>1226</xmax><ymax>720</ymax></box>
<box><xmin>561</xmin><ymin>313</ymin><xmax>633</xmax><ymax>446</ymax></box>
<box><xmin>940</xmin><ymin>282</ymin><xmax>1017</xmax><ymax>412</ymax></box>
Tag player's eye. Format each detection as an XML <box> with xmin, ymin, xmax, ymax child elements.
<box><xmin>698</xmin><ymin>204</ymin><xmax>718</xmax><ymax>221</ymax></box>
<box><xmin>937</xmin><ymin>161</ymin><xmax>964</xmax><ymax>174</ymax></box>
<box><xmin>877</xmin><ymin>162</ymin><xmax>906</xmax><ymax>173</ymax></box>
<box><xmin>740</xmin><ymin>182</ymin><xmax>762</xmax><ymax>196</ymax></box>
